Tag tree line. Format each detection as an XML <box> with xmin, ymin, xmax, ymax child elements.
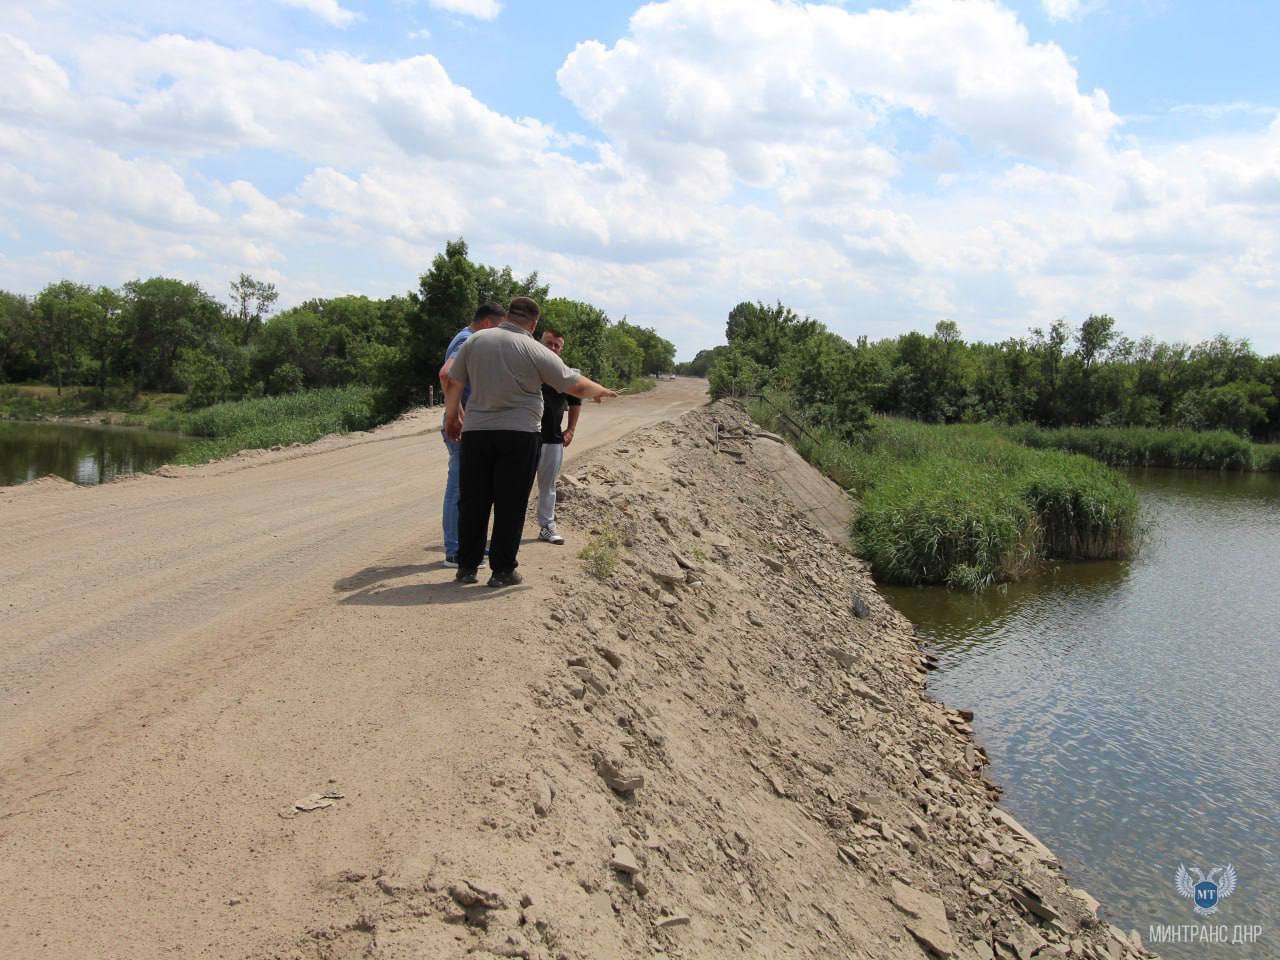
<box><xmin>682</xmin><ymin>302</ymin><xmax>1280</xmax><ymax>440</ymax></box>
<box><xmin>0</xmin><ymin>238</ymin><xmax>676</xmax><ymax>413</ymax></box>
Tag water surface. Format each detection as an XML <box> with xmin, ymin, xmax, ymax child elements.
<box><xmin>0</xmin><ymin>420</ymin><xmax>187</xmax><ymax>487</ymax></box>
<box><xmin>884</xmin><ymin>469</ymin><xmax>1280</xmax><ymax>959</ymax></box>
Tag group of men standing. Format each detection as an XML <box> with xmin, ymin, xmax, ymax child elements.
<box><xmin>438</xmin><ymin>297</ymin><xmax>617</xmax><ymax>588</ymax></box>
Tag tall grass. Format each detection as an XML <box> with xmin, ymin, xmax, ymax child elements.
<box><xmin>750</xmin><ymin>395</ymin><xmax>1141</xmax><ymax>590</ymax></box>
<box><xmin>1003</xmin><ymin>424</ymin><xmax>1278</xmax><ymax>472</ymax></box>
<box><xmin>178</xmin><ymin>386</ymin><xmax>384</xmax><ymax>464</ymax></box>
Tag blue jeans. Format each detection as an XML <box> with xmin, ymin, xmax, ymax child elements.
<box><xmin>442</xmin><ymin>431</ymin><xmax>462</xmax><ymax>558</ymax></box>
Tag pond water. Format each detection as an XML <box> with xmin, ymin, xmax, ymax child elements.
<box><xmin>0</xmin><ymin>420</ymin><xmax>188</xmax><ymax>487</ymax></box>
<box><xmin>883</xmin><ymin>469</ymin><xmax>1280</xmax><ymax>959</ymax></box>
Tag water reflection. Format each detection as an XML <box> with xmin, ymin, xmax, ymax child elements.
<box><xmin>0</xmin><ymin>420</ymin><xmax>187</xmax><ymax>487</ymax></box>
<box><xmin>886</xmin><ymin>470</ymin><xmax>1280</xmax><ymax>960</ymax></box>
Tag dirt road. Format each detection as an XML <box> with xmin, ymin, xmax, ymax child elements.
<box><xmin>0</xmin><ymin>378</ymin><xmax>706</xmax><ymax>959</ymax></box>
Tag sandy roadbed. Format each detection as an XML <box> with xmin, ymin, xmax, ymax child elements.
<box><xmin>0</xmin><ymin>379</ymin><xmax>706</xmax><ymax>959</ymax></box>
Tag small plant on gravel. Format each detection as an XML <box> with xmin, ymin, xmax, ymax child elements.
<box><xmin>579</xmin><ymin>525</ymin><xmax>624</xmax><ymax>580</ymax></box>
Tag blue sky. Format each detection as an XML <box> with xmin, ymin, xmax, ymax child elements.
<box><xmin>3</xmin><ymin>0</ymin><xmax>1280</xmax><ymax>357</ymax></box>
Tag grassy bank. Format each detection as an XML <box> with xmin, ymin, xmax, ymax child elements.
<box><xmin>750</xmin><ymin>396</ymin><xmax>1140</xmax><ymax>590</ymax></box>
<box><xmin>2</xmin><ymin>383</ymin><xmax>388</xmax><ymax>465</ymax></box>
<box><xmin>177</xmin><ymin>386</ymin><xmax>385</xmax><ymax>464</ymax></box>
<box><xmin>1001</xmin><ymin>423</ymin><xmax>1280</xmax><ymax>472</ymax></box>
<box><xmin>0</xmin><ymin>384</ymin><xmax>185</xmax><ymax>427</ymax></box>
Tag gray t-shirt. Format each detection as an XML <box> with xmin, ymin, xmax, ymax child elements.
<box><xmin>448</xmin><ymin>321</ymin><xmax>581</xmax><ymax>433</ymax></box>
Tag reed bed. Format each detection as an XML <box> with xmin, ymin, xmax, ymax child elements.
<box><xmin>750</xmin><ymin>396</ymin><xmax>1140</xmax><ymax>590</ymax></box>
<box><xmin>1003</xmin><ymin>424</ymin><xmax>1278</xmax><ymax>471</ymax></box>
<box><xmin>178</xmin><ymin>386</ymin><xmax>383</xmax><ymax>464</ymax></box>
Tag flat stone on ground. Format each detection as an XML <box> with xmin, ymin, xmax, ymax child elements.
<box><xmin>891</xmin><ymin>880</ymin><xmax>956</xmax><ymax>958</ymax></box>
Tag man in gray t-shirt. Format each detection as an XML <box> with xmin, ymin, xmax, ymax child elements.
<box><xmin>444</xmin><ymin>297</ymin><xmax>617</xmax><ymax>587</ymax></box>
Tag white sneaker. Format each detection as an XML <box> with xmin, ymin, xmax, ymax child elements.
<box><xmin>539</xmin><ymin>525</ymin><xmax>565</xmax><ymax>545</ymax></box>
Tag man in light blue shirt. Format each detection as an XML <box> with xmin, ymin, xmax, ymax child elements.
<box><xmin>438</xmin><ymin>302</ymin><xmax>505</xmax><ymax>565</ymax></box>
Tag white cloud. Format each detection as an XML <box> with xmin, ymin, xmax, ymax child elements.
<box><xmin>426</xmin><ymin>0</ymin><xmax>501</xmax><ymax>21</ymax></box>
<box><xmin>1042</xmin><ymin>0</ymin><xmax>1106</xmax><ymax>23</ymax></box>
<box><xmin>558</xmin><ymin>0</ymin><xmax>1118</xmax><ymax>197</ymax></box>
<box><xmin>1042</xmin><ymin>0</ymin><xmax>1083</xmax><ymax>21</ymax></box>
<box><xmin>276</xmin><ymin>0</ymin><xmax>362</xmax><ymax>28</ymax></box>
<box><xmin>58</xmin><ymin>35</ymin><xmax>552</xmax><ymax>167</ymax></box>
<box><xmin>3</xmin><ymin>1</ymin><xmax>1280</xmax><ymax>357</ymax></box>
<box><xmin>0</xmin><ymin>33</ymin><xmax>71</xmax><ymax>116</ymax></box>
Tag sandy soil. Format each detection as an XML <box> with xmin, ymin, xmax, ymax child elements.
<box><xmin>0</xmin><ymin>379</ymin><xmax>705</xmax><ymax>958</ymax></box>
<box><xmin>0</xmin><ymin>384</ymin><xmax>1151</xmax><ymax>960</ymax></box>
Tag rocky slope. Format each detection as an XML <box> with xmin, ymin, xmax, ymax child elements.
<box><xmin>286</xmin><ymin>401</ymin><xmax>1154</xmax><ymax>960</ymax></box>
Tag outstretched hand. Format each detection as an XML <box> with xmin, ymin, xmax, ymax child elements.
<box><xmin>592</xmin><ymin>388</ymin><xmax>620</xmax><ymax>403</ymax></box>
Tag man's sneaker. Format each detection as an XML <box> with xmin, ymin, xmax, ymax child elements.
<box><xmin>487</xmin><ymin>570</ymin><xmax>523</xmax><ymax>588</ymax></box>
<box><xmin>443</xmin><ymin>555</ymin><xmax>459</xmax><ymax>568</ymax></box>
<box><xmin>539</xmin><ymin>525</ymin><xmax>565</xmax><ymax>545</ymax></box>
<box><xmin>455</xmin><ymin>568</ymin><xmax>478</xmax><ymax>584</ymax></box>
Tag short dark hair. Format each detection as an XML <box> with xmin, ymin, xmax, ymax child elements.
<box><xmin>541</xmin><ymin>328</ymin><xmax>564</xmax><ymax>341</ymax></box>
<box><xmin>507</xmin><ymin>296</ymin><xmax>540</xmax><ymax>324</ymax></box>
<box><xmin>475</xmin><ymin>302</ymin><xmax>505</xmax><ymax>322</ymax></box>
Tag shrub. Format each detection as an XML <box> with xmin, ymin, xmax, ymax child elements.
<box><xmin>579</xmin><ymin>526</ymin><xmax>624</xmax><ymax>580</ymax></box>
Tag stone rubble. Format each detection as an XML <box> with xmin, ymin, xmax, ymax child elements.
<box><xmin>285</xmin><ymin>401</ymin><xmax>1156</xmax><ymax>960</ymax></box>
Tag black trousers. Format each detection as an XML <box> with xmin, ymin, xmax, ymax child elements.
<box><xmin>457</xmin><ymin>430</ymin><xmax>542</xmax><ymax>573</ymax></box>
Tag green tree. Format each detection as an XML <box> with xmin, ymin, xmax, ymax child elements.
<box><xmin>725</xmin><ymin>300</ymin><xmax>822</xmax><ymax>369</ymax></box>
<box><xmin>122</xmin><ymin>277</ymin><xmax>225</xmax><ymax>393</ymax></box>
<box><xmin>474</xmin><ymin>264</ymin><xmax>549</xmax><ymax>307</ymax></box>
<box><xmin>81</xmin><ymin>286</ymin><xmax>126</xmax><ymax>393</ymax></box>
<box><xmin>1175</xmin><ymin>381</ymin><xmax>1276</xmax><ymax>435</ymax></box>
<box><xmin>228</xmin><ymin>273</ymin><xmax>279</xmax><ymax>346</ymax></box>
<box><xmin>776</xmin><ymin>330</ymin><xmax>872</xmax><ymax>434</ymax></box>
<box><xmin>615</xmin><ymin>319</ymin><xmax>676</xmax><ymax>375</ymax></box>
<box><xmin>678</xmin><ymin>345</ymin><xmax>728</xmax><ymax>378</ymax></box>
<box><xmin>708</xmin><ymin>345</ymin><xmax>764</xmax><ymax>400</ymax></box>
<box><xmin>395</xmin><ymin>238</ymin><xmax>479</xmax><ymax>407</ymax></box>
<box><xmin>603</xmin><ymin>325</ymin><xmax>644</xmax><ymax>383</ymax></box>
<box><xmin>1028</xmin><ymin>319</ymin><xmax>1072</xmax><ymax>424</ymax></box>
<box><xmin>33</xmin><ymin>281</ymin><xmax>96</xmax><ymax>394</ymax></box>
<box><xmin>540</xmin><ymin>299</ymin><xmax>609</xmax><ymax>379</ymax></box>
<box><xmin>0</xmin><ymin>291</ymin><xmax>38</xmax><ymax>383</ymax></box>
<box><xmin>175</xmin><ymin>347</ymin><xmax>233</xmax><ymax>408</ymax></box>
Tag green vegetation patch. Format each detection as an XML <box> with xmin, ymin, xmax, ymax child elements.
<box><xmin>619</xmin><ymin>376</ymin><xmax>658</xmax><ymax>395</ymax></box>
<box><xmin>751</xmin><ymin>395</ymin><xmax>1140</xmax><ymax>590</ymax></box>
<box><xmin>177</xmin><ymin>385</ymin><xmax>384</xmax><ymax>464</ymax></box>
<box><xmin>0</xmin><ymin>383</ymin><xmax>188</xmax><ymax>430</ymax></box>
<box><xmin>1003</xmin><ymin>423</ymin><xmax>1277</xmax><ymax>472</ymax></box>
<box><xmin>579</xmin><ymin>525</ymin><xmax>625</xmax><ymax>580</ymax></box>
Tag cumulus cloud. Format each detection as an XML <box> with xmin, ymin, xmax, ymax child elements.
<box><xmin>2</xmin><ymin>1</ymin><xmax>1280</xmax><ymax>355</ymax></box>
<box><xmin>427</xmin><ymin>0</ymin><xmax>501</xmax><ymax>21</ymax></box>
<box><xmin>56</xmin><ymin>34</ymin><xmax>552</xmax><ymax>168</ymax></box>
<box><xmin>276</xmin><ymin>0</ymin><xmax>362</xmax><ymax>28</ymax></box>
<box><xmin>558</xmin><ymin>0</ymin><xmax>1118</xmax><ymax>197</ymax></box>
<box><xmin>0</xmin><ymin>33</ymin><xmax>71</xmax><ymax>116</ymax></box>
<box><xmin>1042</xmin><ymin>0</ymin><xmax>1082</xmax><ymax>21</ymax></box>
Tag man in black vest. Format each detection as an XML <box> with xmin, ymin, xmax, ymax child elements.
<box><xmin>534</xmin><ymin>328</ymin><xmax>580</xmax><ymax>546</ymax></box>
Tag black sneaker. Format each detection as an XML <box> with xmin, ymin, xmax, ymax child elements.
<box><xmin>455</xmin><ymin>568</ymin><xmax>478</xmax><ymax>584</ymax></box>
<box><xmin>487</xmin><ymin>570</ymin><xmax>523</xmax><ymax>588</ymax></box>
